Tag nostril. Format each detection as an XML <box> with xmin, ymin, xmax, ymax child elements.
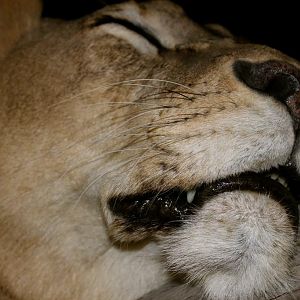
<box><xmin>233</xmin><ymin>60</ymin><xmax>300</xmax><ymax>120</ymax></box>
<box><xmin>266</xmin><ymin>73</ymin><xmax>299</xmax><ymax>102</ymax></box>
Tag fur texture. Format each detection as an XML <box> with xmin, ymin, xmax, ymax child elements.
<box><xmin>0</xmin><ymin>1</ymin><xmax>299</xmax><ymax>299</ymax></box>
<box><xmin>0</xmin><ymin>0</ymin><xmax>41</xmax><ymax>60</ymax></box>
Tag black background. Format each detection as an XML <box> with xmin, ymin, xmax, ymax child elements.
<box><xmin>42</xmin><ymin>0</ymin><xmax>299</xmax><ymax>61</ymax></box>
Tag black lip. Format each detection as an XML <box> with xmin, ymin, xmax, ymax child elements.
<box><xmin>109</xmin><ymin>167</ymin><xmax>299</xmax><ymax>231</ymax></box>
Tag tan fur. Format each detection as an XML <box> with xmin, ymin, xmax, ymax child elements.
<box><xmin>0</xmin><ymin>1</ymin><xmax>299</xmax><ymax>299</ymax></box>
<box><xmin>0</xmin><ymin>0</ymin><xmax>41</xmax><ymax>60</ymax></box>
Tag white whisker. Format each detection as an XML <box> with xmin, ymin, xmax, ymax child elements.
<box><xmin>47</xmin><ymin>77</ymin><xmax>196</xmax><ymax>110</ymax></box>
<box><xmin>58</xmin><ymin>146</ymin><xmax>150</xmax><ymax>180</ymax></box>
<box><xmin>113</xmin><ymin>78</ymin><xmax>195</xmax><ymax>91</ymax></box>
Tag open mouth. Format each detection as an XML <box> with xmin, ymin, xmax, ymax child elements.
<box><xmin>109</xmin><ymin>165</ymin><xmax>300</xmax><ymax>231</ymax></box>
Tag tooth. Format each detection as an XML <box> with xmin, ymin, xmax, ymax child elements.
<box><xmin>187</xmin><ymin>190</ymin><xmax>196</xmax><ymax>203</ymax></box>
<box><xmin>271</xmin><ymin>174</ymin><xmax>279</xmax><ymax>181</ymax></box>
<box><xmin>278</xmin><ymin>177</ymin><xmax>287</xmax><ymax>187</ymax></box>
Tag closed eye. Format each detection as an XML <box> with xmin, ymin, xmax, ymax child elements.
<box><xmin>90</xmin><ymin>16</ymin><xmax>164</xmax><ymax>51</ymax></box>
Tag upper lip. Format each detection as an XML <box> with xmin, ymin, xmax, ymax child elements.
<box><xmin>109</xmin><ymin>165</ymin><xmax>300</xmax><ymax>231</ymax></box>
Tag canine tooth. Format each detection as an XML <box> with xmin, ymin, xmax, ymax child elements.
<box><xmin>270</xmin><ymin>174</ymin><xmax>279</xmax><ymax>181</ymax></box>
<box><xmin>187</xmin><ymin>190</ymin><xmax>196</xmax><ymax>203</ymax></box>
<box><xmin>278</xmin><ymin>177</ymin><xmax>287</xmax><ymax>187</ymax></box>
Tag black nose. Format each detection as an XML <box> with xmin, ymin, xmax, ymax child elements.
<box><xmin>233</xmin><ymin>60</ymin><xmax>300</xmax><ymax>120</ymax></box>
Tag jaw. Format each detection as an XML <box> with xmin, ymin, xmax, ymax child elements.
<box><xmin>102</xmin><ymin>125</ymin><xmax>300</xmax><ymax>299</ymax></box>
<box><xmin>106</xmin><ymin>163</ymin><xmax>299</xmax><ymax>235</ymax></box>
<box><xmin>105</xmin><ymin>169</ymin><xmax>299</xmax><ymax>299</ymax></box>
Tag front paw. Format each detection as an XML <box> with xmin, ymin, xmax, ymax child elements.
<box><xmin>160</xmin><ymin>191</ymin><xmax>298</xmax><ymax>300</ymax></box>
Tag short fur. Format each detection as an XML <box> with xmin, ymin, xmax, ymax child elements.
<box><xmin>0</xmin><ymin>0</ymin><xmax>41</xmax><ymax>60</ymax></box>
<box><xmin>0</xmin><ymin>1</ymin><xmax>299</xmax><ymax>299</ymax></box>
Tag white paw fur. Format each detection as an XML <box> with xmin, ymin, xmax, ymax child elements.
<box><xmin>161</xmin><ymin>191</ymin><xmax>296</xmax><ymax>299</ymax></box>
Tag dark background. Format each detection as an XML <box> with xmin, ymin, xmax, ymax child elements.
<box><xmin>42</xmin><ymin>0</ymin><xmax>299</xmax><ymax>60</ymax></box>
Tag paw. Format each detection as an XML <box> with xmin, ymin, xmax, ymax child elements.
<box><xmin>161</xmin><ymin>191</ymin><xmax>297</xmax><ymax>299</ymax></box>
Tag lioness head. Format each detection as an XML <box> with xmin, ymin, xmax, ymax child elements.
<box><xmin>1</xmin><ymin>1</ymin><xmax>299</xmax><ymax>299</ymax></box>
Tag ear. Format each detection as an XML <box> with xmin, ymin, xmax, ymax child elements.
<box><xmin>204</xmin><ymin>23</ymin><xmax>233</xmax><ymax>38</ymax></box>
<box><xmin>0</xmin><ymin>0</ymin><xmax>42</xmax><ymax>60</ymax></box>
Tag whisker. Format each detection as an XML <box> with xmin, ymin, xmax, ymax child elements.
<box><xmin>79</xmin><ymin>101</ymin><xmax>179</xmax><ymax>108</ymax></box>
<box><xmin>87</xmin><ymin>109</ymin><xmax>167</xmax><ymax>147</ymax></box>
<box><xmin>47</xmin><ymin>77</ymin><xmax>197</xmax><ymax>110</ymax></box>
<box><xmin>14</xmin><ymin>109</ymin><xmax>165</xmax><ymax>175</ymax></box>
<box><xmin>74</xmin><ymin>157</ymin><xmax>139</xmax><ymax>207</ymax></box>
<box><xmin>75</xmin><ymin>146</ymin><xmax>170</xmax><ymax>207</ymax></box>
<box><xmin>136</xmin><ymin>91</ymin><xmax>181</xmax><ymax>102</ymax></box>
<box><xmin>115</xmin><ymin>78</ymin><xmax>196</xmax><ymax>92</ymax></box>
<box><xmin>58</xmin><ymin>146</ymin><xmax>149</xmax><ymax>180</ymax></box>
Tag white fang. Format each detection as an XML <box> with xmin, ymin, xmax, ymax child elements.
<box><xmin>187</xmin><ymin>190</ymin><xmax>196</xmax><ymax>203</ymax></box>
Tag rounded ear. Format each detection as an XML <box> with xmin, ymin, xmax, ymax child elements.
<box><xmin>204</xmin><ymin>23</ymin><xmax>233</xmax><ymax>38</ymax></box>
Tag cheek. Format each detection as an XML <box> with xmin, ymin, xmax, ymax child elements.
<box><xmin>160</xmin><ymin>191</ymin><xmax>296</xmax><ymax>299</ymax></box>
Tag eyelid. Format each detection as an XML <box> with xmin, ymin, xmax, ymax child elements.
<box><xmin>90</xmin><ymin>16</ymin><xmax>164</xmax><ymax>51</ymax></box>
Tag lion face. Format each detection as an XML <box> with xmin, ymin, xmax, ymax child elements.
<box><xmin>1</xmin><ymin>1</ymin><xmax>299</xmax><ymax>299</ymax></box>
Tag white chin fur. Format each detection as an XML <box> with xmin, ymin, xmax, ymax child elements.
<box><xmin>160</xmin><ymin>191</ymin><xmax>297</xmax><ymax>300</ymax></box>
